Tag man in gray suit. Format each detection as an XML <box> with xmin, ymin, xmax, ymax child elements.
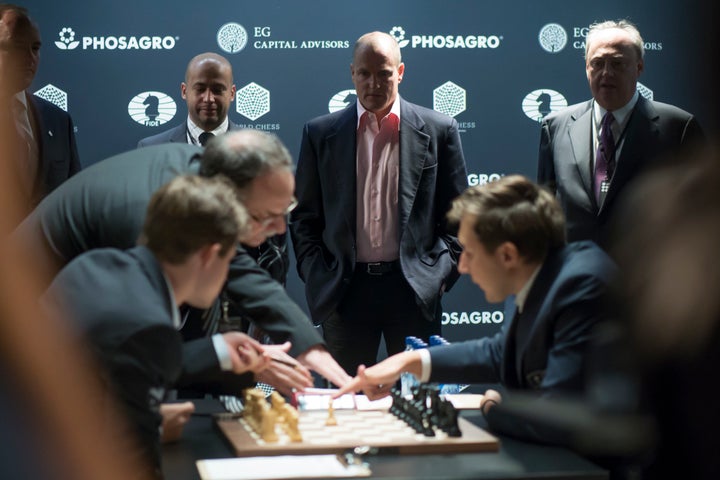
<box><xmin>138</xmin><ymin>52</ymin><xmax>238</xmax><ymax>148</ymax></box>
<box><xmin>537</xmin><ymin>20</ymin><xmax>703</xmax><ymax>248</ymax></box>
<box><xmin>291</xmin><ymin>32</ymin><xmax>468</xmax><ymax>375</ymax></box>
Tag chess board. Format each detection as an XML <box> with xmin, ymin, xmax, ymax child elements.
<box><xmin>215</xmin><ymin>409</ymin><xmax>500</xmax><ymax>457</ymax></box>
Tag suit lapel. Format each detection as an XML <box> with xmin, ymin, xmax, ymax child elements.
<box><xmin>398</xmin><ymin>98</ymin><xmax>430</xmax><ymax>233</ymax></box>
<box><xmin>326</xmin><ymin>105</ymin><xmax>359</xmax><ymax>236</ymax></box>
<box><xmin>170</xmin><ymin>123</ymin><xmax>188</xmax><ymax>143</ymax></box>
<box><xmin>600</xmin><ymin>96</ymin><xmax>659</xmax><ymax>214</ymax></box>
<box><xmin>26</xmin><ymin>93</ymin><xmax>47</xmax><ymax>195</ymax></box>
<box><xmin>567</xmin><ymin>101</ymin><xmax>595</xmax><ymax>208</ymax></box>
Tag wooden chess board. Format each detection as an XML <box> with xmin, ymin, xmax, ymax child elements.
<box><xmin>215</xmin><ymin>409</ymin><xmax>500</xmax><ymax>457</ymax></box>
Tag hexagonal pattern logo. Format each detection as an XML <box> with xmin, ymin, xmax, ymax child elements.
<box><xmin>433</xmin><ymin>81</ymin><xmax>466</xmax><ymax>118</ymax></box>
<box><xmin>236</xmin><ymin>82</ymin><xmax>270</xmax><ymax>121</ymax></box>
<box><xmin>34</xmin><ymin>84</ymin><xmax>68</xmax><ymax>111</ymax></box>
<box><xmin>636</xmin><ymin>81</ymin><xmax>654</xmax><ymax>101</ymax></box>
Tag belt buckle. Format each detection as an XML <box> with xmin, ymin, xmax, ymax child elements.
<box><xmin>366</xmin><ymin>262</ymin><xmax>384</xmax><ymax>276</ymax></box>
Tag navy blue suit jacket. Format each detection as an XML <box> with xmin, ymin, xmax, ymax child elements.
<box><xmin>291</xmin><ymin>98</ymin><xmax>468</xmax><ymax>323</ymax></box>
<box><xmin>27</xmin><ymin>93</ymin><xmax>81</xmax><ymax>202</ymax></box>
<box><xmin>428</xmin><ymin>242</ymin><xmax>617</xmax><ymax>442</ymax></box>
<box><xmin>537</xmin><ymin>96</ymin><xmax>703</xmax><ymax>247</ymax></box>
<box><xmin>42</xmin><ymin>246</ymin><xmax>183</xmax><ymax>472</ymax></box>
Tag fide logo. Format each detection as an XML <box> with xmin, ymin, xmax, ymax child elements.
<box><xmin>128</xmin><ymin>91</ymin><xmax>177</xmax><ymax>127</ymax></box>
<box><xmin>217</xmin><ymin>22</ymin><xmax>248</xmax><ymax>53</ymax></box>
<box><xmin>538</xmin><ymin>23</ymin><xmax>567</xmax><ymax>53</ymax></box>
<box><xmin>328</xmin><ymin>89</ymin><xmax>357</xmax><ymax>113</ymax></box>
<box><xmin>522</xmin><ymin>89</ymin><xmax>567</xmax><ymax>122</ymax></box>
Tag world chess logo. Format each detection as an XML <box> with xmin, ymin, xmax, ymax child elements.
<box><xmin>521</xmin><ymin>89</ymin><xmax>568</xmax><ymax>122</ymax></box>
<box><xmin>236</xmin><ymin>82</ymin><xmax>270</xmax><ymax>121</ymax></box>
<box><xmin>127</xmin><ymin>91</ymin><xmax>177</xmax><ymax>127</ymax></box>
<box><xmin>433</xmin><ymin>81</ymin><xmax>466</xmax><ymax>118</ymax></box>
<box><xmin>34</xmin><ymin>84</ymin><xmax>68</xmax><ymax>111</ymax></box>
<box><xmin>217</xmin><ymin>22</ymin><xmax>248</xmax><ymax>53</ymax></box>
<box><xmin>55</xmin><ymin>27</ymin><xmax>80</xmax><ymax>50</ymax></box>
<box><xmin>389</xmin><ymin>26</ymin><xmax>410</xmax><ymax>48</ymax></box>
<box><xmin>328</xmin><ymin>89</ymin><xmax>356</xmax><ymax>113</ymax></box>
<box><xmin>538</xmin><ymin>23</ymin><xmax>567</xmax><ymax>53</ymax></box>
<box><xmin>636</xmin><ymin>81</ymin><xmax>654</xmax><ymax>101</ymax></box>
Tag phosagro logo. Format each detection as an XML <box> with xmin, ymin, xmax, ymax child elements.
<box><xmin>55</xmin><ymin>27</ymin><xmax>176</xmax><ymax>51</ymax></box>
<box><xmin>442</xmin><ymin>311</ymin><xmax>504</xmax><ymax>326</ymax></box>
<box><xmin>389</xmin><ymin>26</ymin><xmax>501</xmax><ymax>49</ymax></box>
<box><xmin>128</xmin><ymin>91</ymin><xmax>177</xmax><ymax>127</ymax></box>
<box><xmin>468</xmin><ymin>173</ymin><xmax>504</xmax><ymax>186</ymax></box>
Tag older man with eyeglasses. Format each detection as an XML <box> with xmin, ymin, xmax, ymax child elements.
<box><xmin>12</xmin><ymin>129</ymin><xmax>352</xmax><ymax>396</ymax></box>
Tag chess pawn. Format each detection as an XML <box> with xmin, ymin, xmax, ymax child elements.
<box><xmin>325</xmin><ymin>399</ymin><xmax>338</xmax><ymax>426</ymax></box>
<box><xmin>260</xmin><ymin>404</ymin><xmax>279</xmax><ymax>442</ymax></box>
<box><xmin>282</xmin><ymin>404</ymin><xmax>303</xmax><ymax>442</ymax></box>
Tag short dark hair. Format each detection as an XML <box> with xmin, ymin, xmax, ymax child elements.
<box><xmin>141</xmin><ymin>175</ymin><xmax>249</xmax><ymax>264</ymax></box>
<box><xmin>199</xmin><ymin>129</ymin><xmax>293</xmax><ymax>195</ymax></box>
<box><xmin>447</xmin><ymin>175</ymin><xmax>566</xmax><ymax>262</ymax></box>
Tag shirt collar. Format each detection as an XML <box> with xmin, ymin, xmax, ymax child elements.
<box><xmin>514</xmin><ymin>264</ymin><xmax>542</xmax><ymax>314</ymax></box>
<box><xmin>186</xmin><ymin>116</ymin><xmax>230</xmax><ymax>145</ymax></box>
<box><xmin>13</xmin><ymin>91</ymin><xmax>28</xmax><ymax>110</ymax></box>
<box><xmin>356</xmin><ymin>96</ymin><xmax>401</xmax><ymax>129</ymax></box>
<box><xmin>593</xmin><ymin>90</ymin><xmax>639</xmax><ymax>132</ymax></box>
<box><xmin>161</xmin><ymin>272</ymin><xmax>182</xmax><ymax>329</ymax></box>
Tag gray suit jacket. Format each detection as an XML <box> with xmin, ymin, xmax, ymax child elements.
<box><xmin>291</xmin><ymin>98</ymin><xmax>468</xmax><ymax>324</ymax></box>
<box><xmin>136</xmin><ymin>120</ymin><xmax>240</xmax><ymax>147</ymax></box>
<box><xmin>537</xmin><ymin>96</ymin><xmax>703</xmax><ymax>247</ymax></box>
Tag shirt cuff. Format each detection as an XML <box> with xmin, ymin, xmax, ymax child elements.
<box><xmin>418</xmin><ymin>348</ymin><xmax>432</xmax><ymax>383</ymax></box>
<box><xmin>212</xmin><ymin>334</ymin><xmax>233</xmax><ymax>371</ymax></box>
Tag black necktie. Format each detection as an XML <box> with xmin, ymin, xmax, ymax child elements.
<box><xmin>198</xmin><ymin>131</ymin><xmax>214</xmax><ymax>147</ymax></box>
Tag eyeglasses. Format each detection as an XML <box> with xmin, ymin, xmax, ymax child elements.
<box><xmin>249</xmin><ymin>197</ymin><xmax>298</xmax><ymax>228</ymax></box>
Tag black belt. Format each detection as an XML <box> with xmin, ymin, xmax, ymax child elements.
<box><xmin>356</xmin><ymin>261</ymin><xmax>400</xmax><ymax>276</ymax></box>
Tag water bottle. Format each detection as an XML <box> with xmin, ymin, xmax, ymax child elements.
<box><xmin>429</xmin><ymin>335</ymin><xmax>467</xmax><ymax>395</ymax></box>
<box><xmin>400</xmin><ymin>336</ymin><xmax>417</xmax><ymax>397</ymax></box>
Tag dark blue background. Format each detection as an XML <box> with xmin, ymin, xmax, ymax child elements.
<box><xmin>26</xmin><ymin>0</ymin><xmax>717</xmax><ymax>343</ymax></box>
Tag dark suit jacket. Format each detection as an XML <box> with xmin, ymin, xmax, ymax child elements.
<box><xmin>291</xmin><ymin>98</ymin><xmax>468</xmax><ymax>323</ymax></box>
<box><xmin>14</xmin><ymin>144</ymin><xmax>324</xmax><ymax>360</ymax></box>
<box><xmin>42</xmin><ymin>246</ymin><xmax>183</xmax><ymax>473</ymax></box>
<box><xmin>27</xmin><ymin>93</ymin><xmax>81</xmax><ymax>203</ymax></box>
<box><xmin>537</xmin><ymin>96</ymin><xmax>703</xmax><ymax>247</ymax></box>
<box><xmin>428</xmin><ymin>241</ymin><xmax>617</xmax><ymax>442</ymax></box>
<box><xmin>136</xmin><ymin>120</ymin><xmax>240</xmax><ymax>147</ymax></box>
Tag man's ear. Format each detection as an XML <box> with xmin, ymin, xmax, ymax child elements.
<box><xmin>197</xmin><ymin>243</ymin><xmax>222</xmax><ymax>267</ymax></box>
<box><xmin>497</xmin><ymin>241</ymin><xmax>521</xmax><ymax>268</ymax></box>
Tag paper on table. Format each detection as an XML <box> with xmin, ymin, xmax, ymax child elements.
<box><xmin>196</xmin><ymin>455</ymin><xmax>371</xmax><ymax>480</ymax></box>
<box><xmin>293</xmin><ymin>388</ymin><xmax>391</xmax><ymax>411</ymax></box>
<box><xmin>444</xmin><ymin>393</ymin><xmax>484</xmax><ymax>410</ymax></box>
